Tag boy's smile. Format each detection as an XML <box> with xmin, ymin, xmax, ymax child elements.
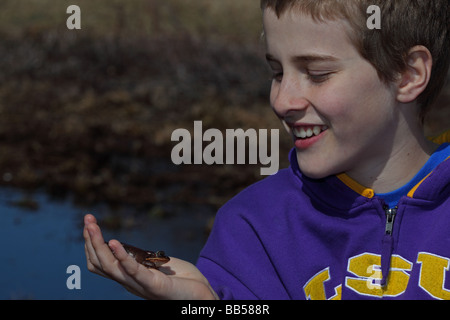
<box><xmin>291</xmin><ymin>124</ymin><xmax>329</xmax><ymax>150</ymax></box>
<box><xmin>262</xmin><ymin>9</ymin><xmax>429</xmax><ymax>189</ymax></box>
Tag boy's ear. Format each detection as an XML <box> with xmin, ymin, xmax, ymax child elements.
<box><xmin>396</xmin><ymin>45</ymin><xmax>432</xmax><ymax>104</ymax></box>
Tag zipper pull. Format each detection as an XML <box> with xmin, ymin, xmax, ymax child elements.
<box><xmin>381</xmin><ymin>206</ymin><xmax>397</xmax><ymax>287</ymax></box>
<box><xmin>385</xmin><ymin>207</ymin><xmax>397</xmax><ymax>235</ymax></box>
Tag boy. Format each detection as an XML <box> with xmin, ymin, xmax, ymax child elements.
<box><xmin>83</xmin><ymin>0</ymin><xmax>450</xmax><ymax>299</ymax></box>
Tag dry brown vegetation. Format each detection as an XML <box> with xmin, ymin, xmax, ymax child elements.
<box><xmin>0</xmin><ymin>1</ymin><xmax>291</xmax><ymax>212</ymax></box>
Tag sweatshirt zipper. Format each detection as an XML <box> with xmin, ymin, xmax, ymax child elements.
<box><xmin>384</xmin><ymin>207</ymin><xmax>397</xmax><ymax>236</ymax></box>
<box><xmin>381</xmin><ymin>206</ymin><xmax>397</xmax><ymax>287</ymax></box>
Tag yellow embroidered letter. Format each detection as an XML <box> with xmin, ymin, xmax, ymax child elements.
<box><xmin>303</xmin><ymin>268</ymin><xmax>341</xmax><ymax>300</ymax></box>
<box><xmin>417</xmin><ymin>252</ymin><xmax>450</xmax><ymax>300</ymax></box>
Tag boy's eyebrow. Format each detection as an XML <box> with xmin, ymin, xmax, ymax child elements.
<box><xmin>265</xmin><ymin>53</ymin><xmax>339</xmax><ymax>64</ymax></box>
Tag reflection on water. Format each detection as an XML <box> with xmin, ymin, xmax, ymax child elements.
<box><xmin>0</xmin><ymin>187</ymin><xmax>211</xmax><ymax>299</ymax></box>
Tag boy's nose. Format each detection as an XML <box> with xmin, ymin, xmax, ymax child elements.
<box><xmin>271</xmin><ymin>79</ymin><xmax>310</xmax><ymax>118</ymax></box>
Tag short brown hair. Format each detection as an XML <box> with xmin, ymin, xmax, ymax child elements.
<box><xmin>261</xmin><ymin>0</ymin><xmax>450</xmax><ymax>121</ymax></box>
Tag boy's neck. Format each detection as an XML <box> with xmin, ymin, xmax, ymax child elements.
<box><xmin>345</xmin><ymin>119</ymin><xmax>439</xmax><ymax>194</ymax></box>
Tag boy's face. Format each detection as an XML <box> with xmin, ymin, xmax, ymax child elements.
<box><xmin>263</xmin><ymin>9</ymin><xmax>400</xmax><ymax>179</ymax></box>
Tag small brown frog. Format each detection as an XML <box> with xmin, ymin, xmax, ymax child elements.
<box><xmin>107</xmin><ymin>242</ymin><xmax>170</xmax><ymax>269</ymax></box>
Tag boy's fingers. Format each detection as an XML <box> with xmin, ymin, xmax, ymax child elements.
<box><xmin>108</xmin><ymin>240</ymin><xmax>166</xmax><ymax>293</ymax></box>
<box><xmin>84</xmin><ymin>223</ymin><xmax>126</xmax><ymax>280</ymax></box>
<box><xmin>103</xmin><ymin>240</ymin><xmax>153</xmax><ymax>290</ymax></box>
<box><xmin>84</xmin><ymin>243</ymin><xmax>108</xmax><ymax>277</ymax></box>
<box><xmin>109</xmin><ymin>240</ymin><xmax>146</xmax><ymax>278</ymax></box>
<box><xmin>83</xmin><ymin>214</ymin><xmax>99</xmax><ymax>260</ymax></box>
<box><xmin>84</xmin><ymin>213</ymin><xmax>97</xmax><ymax>225</ymax></box>
<box><xmin>83</xmin><ymin>220</ymin><xmax>99</xmax><ymax>267</ymax></box>
<box><xmin>83</xmin><ymin>217</ymin><xmax>102</xmax><ymax>266</ymax></box>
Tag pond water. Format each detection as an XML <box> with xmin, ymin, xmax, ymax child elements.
<box><xmin>0</xmin><ymin>187</ymin><xmax>211</xmax><ymax>299</ymax></box>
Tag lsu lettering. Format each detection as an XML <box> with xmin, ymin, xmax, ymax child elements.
<box><xmin>304</xmin><ymin>252</ymin><xmax>450</xmax><ymax>300</ymax></box>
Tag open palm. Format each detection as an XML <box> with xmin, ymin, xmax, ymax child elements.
<box><xmin>83</xmin><ymin>214</ymin><xmax>218</xmax><ymax>300</ymax></box>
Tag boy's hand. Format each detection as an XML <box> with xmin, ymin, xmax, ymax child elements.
<box><xmin>83</xmin><ymin>214</ymin><xmax>218</xmax><ymax>300</ymax></box>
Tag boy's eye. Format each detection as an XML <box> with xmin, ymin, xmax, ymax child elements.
<box><xmin>307</xmin><ymin>72</ymin><xmax>332</xmax><ymax>83</ymax></box>
<box><xmin>269</xmin><ymin>70</ymin><xmax>334</xmax><ymax>84</ymax></box>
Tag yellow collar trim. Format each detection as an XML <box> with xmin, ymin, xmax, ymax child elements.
<box><xmin>338</xmin><ymin>155</ymin><xmax>450</xmax><ymax>200</ymax></box>
<box><xmin>429</xmin><ymin>130</ymin><xmax>450</xmax><ymax>145</ymax></box>
<box><xmin>336</xmin><ymin>173</ymin><xmax>375</xmax><ymax>198</ymax></box>
<box><xmin>406</xmin><ymin>172</ymin><xmax>431</xmax><ymax>198</ymax></box>
<box><xmin>407</xmin><ymin>155</ymin><xmax>450</xmax><ymax>198</ymax></box>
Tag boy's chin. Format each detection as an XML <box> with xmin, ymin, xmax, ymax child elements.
<box><xmin>303</xmin><ymin>172</ymin><xmax>330</xmax><ymax>180</ymax></box>
<box><xmin>297</xmin><ymin>159</ymin><xmax>338</xmax><ymax>180</ymax></box>
<box><xmin>299</xmin><ymin>166</ymin><xmax>333</xmax><ymax>180</ymax></box>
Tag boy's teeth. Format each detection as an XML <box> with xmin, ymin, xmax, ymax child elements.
<box><xmin>312</xmin><ymin>126</ymin><xmax>321</xmax><ymax>136</ymax></box>
<box><xmin>293</xmin><ymin>125</ymin><xmax>328</xmax><ymax>139</ymax></box>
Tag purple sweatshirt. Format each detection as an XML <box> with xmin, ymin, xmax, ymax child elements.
<box><xmin>197</xmin><ymin>141</ymin><xmax>450</xmax><ymax>300</ymax></box>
